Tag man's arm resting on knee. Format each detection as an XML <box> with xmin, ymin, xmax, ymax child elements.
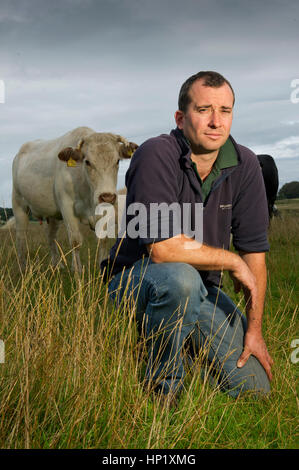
<box><xmin>236</xmin><ymin>251</ymin><xmax>273</xmax><ymax>381</ymax></box>
<box><xmin>146</xmin><ymin>236</ymin><xmax>273</xmax><ymax>381</ymax></box>
<box><xmin>146</xmin><ymin>234</ymin><xmax>258</xmax><ymax>309</ymax></box>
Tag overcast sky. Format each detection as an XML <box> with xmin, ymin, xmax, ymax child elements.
<box><xmin>0</xmin><ymin>0</ymin><xmax>299</xmax><ymax>206</ymax></box>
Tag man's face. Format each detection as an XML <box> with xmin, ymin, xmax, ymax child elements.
<box><xmin>175</xmin><ymin>79</ymin><xmax>234</xmax><ymax>155</ymax></box>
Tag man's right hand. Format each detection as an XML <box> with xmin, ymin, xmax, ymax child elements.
<box><xmin>229</xmin><ymin>259</ymin><xmax>258</xmax><ymax>311</ymax></box>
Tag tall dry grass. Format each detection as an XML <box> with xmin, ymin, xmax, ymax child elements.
<box><xmin>0</xmin><ymin>212</ymin><xmax>298</xmax><ymax>449</ymax></box>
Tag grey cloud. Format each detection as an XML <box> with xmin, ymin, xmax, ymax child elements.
<box><xmin>0</xmin><ymin>0</ymin><xmax>299</xmax><ymax>205</ymax></box>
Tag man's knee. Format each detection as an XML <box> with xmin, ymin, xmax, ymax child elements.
<box><xmin>152</xmin><ymin>262</ymin><xmax>208</xmax><ymax>302</ymax></box>
<box><xmin>221</xmin><ymin>355</ymin><xmax>271</xmax><ymax>398</ymax></box>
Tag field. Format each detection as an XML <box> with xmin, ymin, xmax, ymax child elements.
<box><xmin>0</xmin><ymin>201</ymin><xmax>298</xmax><ymax>449</ymax></box>
<box><xmin>276</xmin><ymin>198</ymin><xmax>299</xmax><ymax>215</ymax></box>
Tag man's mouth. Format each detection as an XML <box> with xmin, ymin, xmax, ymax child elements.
<box><xmin>205</xmin><ymin>133</ymin><xmax>223</xmax><ymax>140</ymax></box>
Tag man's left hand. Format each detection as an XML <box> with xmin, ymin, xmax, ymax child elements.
<box><xmin>237</xmin><ymin>330</ymin><xmax>273</xmax><ymax>381</ymax></box>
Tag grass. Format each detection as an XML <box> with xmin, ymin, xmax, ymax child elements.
<box><xmin>0</xmin><ymin>203</ymin><xmax>298</xmax><ymax>449</ymax></box>
<box><xmin>276</xmin><ymin>198</ymin><xmax>299</xmax><ymax>215</ymax></box>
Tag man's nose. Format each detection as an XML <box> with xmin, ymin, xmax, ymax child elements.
<box><xmin>209</xmin><ymin>110</ymin><xmax>221</xmax><ymax>127</ymax></box>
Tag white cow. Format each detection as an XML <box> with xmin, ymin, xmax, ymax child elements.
<box><xmin>11</xmin><ymin>126</ymin><xmax>137</xmax><ymax>272</ymax></box>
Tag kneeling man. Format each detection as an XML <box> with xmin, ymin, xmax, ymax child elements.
<box><xmin>101</xmin><ymin>71</ymin><xmax>273</xmax><ymax>401</ymax></box>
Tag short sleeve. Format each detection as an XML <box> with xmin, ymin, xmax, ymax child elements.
<box><xmin>231</xmin><ymin>148</ymin><xmax>270</xmax><ymax>252</ymax></box>
<box><xmin>125</xmin><ymin>137</ymin><xmax>182</xmax><ymax>244</ymax></box>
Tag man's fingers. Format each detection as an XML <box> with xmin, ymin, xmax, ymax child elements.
<box><xmin>234</xmin><ymin>279</ymin><xmax>241</xmax><ymax>293</ymax></box>
<box><xmin>237</xmin><ymin>348</ymin><xmax>251</xmax><ymax>368</ymax></box>
<box><xmin>229</xmin><ymin>272</ymin><xmax>242</xmax><ymax>293</ymax></box>
<box><xmin>265</xmin><ymin>364</ymin><xmax>273</xmax><ymax>381</ymax></box>
<box><xmin>242</xmin><ymin>281</ymin><xmax>258</xmax><ymax>312</ymax></box>
<box><xmin>259</xmin><ymin>355</ymin><xmax>273</xmax><ymax>381</ymax></box>
<box><xmin>237</xmin><ymin>346</ymin><xmax>274</xmax><ymax>381</ymax></box>
<box><xmin>264</xmin><ymin>353</ymin><xmax>274</xmax><ymax>381</ymax></box>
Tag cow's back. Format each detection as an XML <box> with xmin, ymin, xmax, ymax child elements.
<box><xmin>257</xmin><ymin>154</ymin><xmax>279</xmax><ymax>202</ymax></box>
<box><xmin>12</xmin><ymin>127</ymin><xmax>95</xmax><ymax>218</ymax></box>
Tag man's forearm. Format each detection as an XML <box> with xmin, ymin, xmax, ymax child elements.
<box><xmin>239</xmin><ymin>251</ymin><xmax>267</xmax><ymax>333</ymax></box>
<box><xmin>147</xmin><ymin>235</ymin><xmax>258</xmax><ymax>308</ymax></box>
<box><xmin>148</xmin><ymin>234</ymin><xmax>240</xmax><ymax>271</ymax></box>
<box><xmin>236</xmin><ymin>251</ymin><xmax>273</xmax><ymax>380</ymax></box>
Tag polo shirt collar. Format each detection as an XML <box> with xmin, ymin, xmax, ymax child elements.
<box><xmin>216</xmin><ymin>137</ymin><xmax>238</xmax><ymax>169</ymax></box>
<box><xmin>172</xmin><ymin>127</ymin><xmax>238</xmax><ymax>169</ymax></box>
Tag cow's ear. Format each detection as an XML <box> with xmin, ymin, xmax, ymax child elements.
<box><xmin>119</xmin><ymin>141</ymin><xmax>138</xmax><ymax>159</ymax></box>
<box><xmin>58</xmin><ymin>147</ymin><xmax>83</xmax><ymax>166</ymax></box>
<box><xmin>76</xmin><ymin>138</ymin><xmax>84</xmax><ymax>152</ymax></box>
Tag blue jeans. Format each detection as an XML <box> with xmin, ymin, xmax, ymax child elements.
<box><xmin>108</xmin><ymin>258</ymin><xmax>270</xmax><ymax>398</ymax></box>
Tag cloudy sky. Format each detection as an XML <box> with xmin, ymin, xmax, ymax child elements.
<box><xmin>0</xmin><ymin>0</ymin><xmax>299</xmax><ymax>206</ymax></box>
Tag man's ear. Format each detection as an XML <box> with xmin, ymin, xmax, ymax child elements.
<box><xmin>174</xmin><ymin>110</ymin><xmax>184</xmax><ymax>129</ymax></box>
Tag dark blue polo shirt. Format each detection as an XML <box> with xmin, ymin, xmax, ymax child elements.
<box><xmin>101</xmin><ymin>128</ymin><xmax>269</xmax><ymax>286</ymax></box>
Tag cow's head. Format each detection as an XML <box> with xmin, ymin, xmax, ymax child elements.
<box><xmin>58</xmin><ymin>133</ymin><xmax>138</xmax><ymax>207</ymax></box>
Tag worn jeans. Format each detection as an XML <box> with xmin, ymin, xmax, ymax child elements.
<box><xmin>108</xmin><ymin>258</ymin><xmax>270</xmax><ymax>398</ymax></box>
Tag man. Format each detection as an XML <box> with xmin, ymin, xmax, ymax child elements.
<box><xmin>101</xmin><ymin>71</ymin><xmax>273</xmax><ymax>401</ymax></box>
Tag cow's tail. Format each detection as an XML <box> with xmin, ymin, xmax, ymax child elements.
<box><xmin>0</xmin><ymin>216</ymin><xmax>16</xmax><ymax>230</ymax></box>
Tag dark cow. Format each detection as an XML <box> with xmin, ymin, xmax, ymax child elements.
<box><xmin>257</xmin><ymin>154</ymin><xmax>279</xmax><ymax>218</ymax></box>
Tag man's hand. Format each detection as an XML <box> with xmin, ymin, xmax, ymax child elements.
<box><xmin>229</xmin><ymin>259</ymin><xmax>258</xmax><ymax>312</ymax></box>
<box><xmin>234</xmin><ymin>252</ymin><xmax>273</xmax><ymax>382</ymax></box>
<box><xmin>237</xmin><ymin>330</ymin><xmax>273</xmax><ymax>381</ymax></box>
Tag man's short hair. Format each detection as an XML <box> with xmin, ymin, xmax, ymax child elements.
<box><xmin>178</xmin><ymin>71</ymin><xmax>235</xmax><ymax>112</ymax></box>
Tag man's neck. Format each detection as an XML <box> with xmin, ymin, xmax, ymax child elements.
<box><xmin>191</xmin><ymin>149</ymin><xmax>219</xmax><ymax>181</ymax></box>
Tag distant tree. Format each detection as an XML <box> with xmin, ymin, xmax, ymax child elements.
<box><xmin>0</xmin><ymin>207</ymin><xmax>37</xmax><ymax>222</ymax></box>
<box><xmin>278</xmin><ymin>181</ymin><xmax>299</xmax><ymax>199</ymax></box>
<box><xmin>0</xmin><ymin>207</ymin><xmax>14</xmax><ymax>221</ymax></box>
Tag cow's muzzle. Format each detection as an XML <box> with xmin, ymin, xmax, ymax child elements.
<box><xmin>98</xmin><ymin>192</ymin><xmax>117</xmax><ymax>205</ymax></box>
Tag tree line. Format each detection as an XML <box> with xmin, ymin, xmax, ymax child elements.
<box><xmin>277</xmin><ymin>181</ymin><xmax>299</xmax><ymax>200</ymax></box>
<box><xmin>0</xmin><ymin>207</ymin><xmax>13</xmax><ymax>221</ymax></box>
<box><xmin>0</xmin><ymin>207</ymin><xmax>36</xmax><ymax>222</ymax></box>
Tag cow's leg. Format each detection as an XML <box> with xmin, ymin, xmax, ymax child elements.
<box><xmin>96</xmin><ymin>190</ymin><xmax>125</xmax><ymax>266</ymax></box>
<box><xmin>59</xmin><ymin>203</ymin><xmax>83</xmax><ymax>272</ymax></box>
<box><xmin>12</xmin><ymin>189</ymin><xmax>30</xmax><ymax>271</ymax></box>
<box><xmin>67</xmin><ymin>222</ymin><xmax>83</xmax><ymax>273</ymax></box>
<box><xmin>45</xmin><ymin>218</ymin><xmax>63</xmax><ymax>268</ymax></box>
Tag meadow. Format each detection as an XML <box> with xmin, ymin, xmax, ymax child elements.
<box><xmin>0</xmin><ymin>200</ymin><xmax>298</xmax><ymax>449</ymax></box>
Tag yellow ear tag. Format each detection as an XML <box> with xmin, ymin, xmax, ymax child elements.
<box><xmin>67</xmin><ymin>158</ymin><xmax>77</xmax><ymax>167</ymax></box>
<box><xmin>127</xmin><ymin>149</ymin><xmax>134</xmax><ymax>157</ymax></box>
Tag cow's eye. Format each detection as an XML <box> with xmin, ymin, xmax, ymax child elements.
<box><xmin>85</xmin><ymin>160</ymin><xmax>91</xmax><ymax>166</ymax></box>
